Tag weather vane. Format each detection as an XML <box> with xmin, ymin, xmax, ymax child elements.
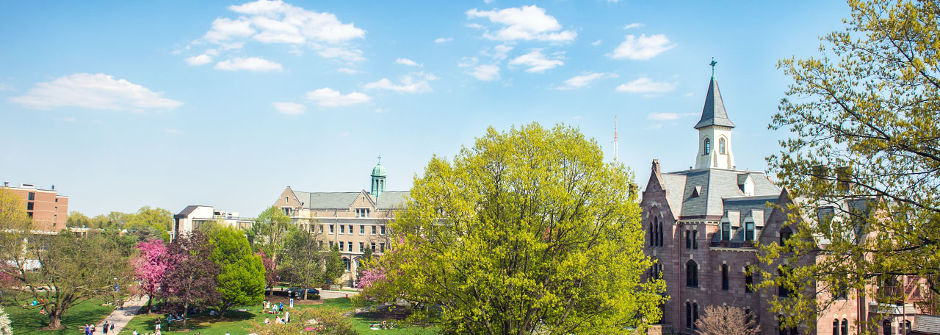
<box><xmin>710</xmin><ymin>57</ymin><xmax>718</xmax><ymax>77</ymax></box>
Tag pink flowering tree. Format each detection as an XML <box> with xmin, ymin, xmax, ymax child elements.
<box><xmin>356</xmin><ymin>267</ymin><xmax>386</xmax><ymax>290</ymax></box>
<box><xmin>257</xmin><ymin>251</ymin><xmax>277</xmax><ymax>294</ymax></box>
<box><xmin>132</xmin><ymin>239</ymin><xmax>170</xmax><ymax>314</ymax></box>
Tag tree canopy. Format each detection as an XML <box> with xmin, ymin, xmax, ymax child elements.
<box><xmin>763</xmin><ymin>0</ymin><xmax>940</xmax><ymax>327</ymax></box>
<box><xmin>208</xmin><ymin>226</ymin><xmax>266</xmax><ymax>317</ymax></box>
<box><xmin>368</xmin><ymin>123</ymin><xmax>665</xmax><ymax>334</ymax></box>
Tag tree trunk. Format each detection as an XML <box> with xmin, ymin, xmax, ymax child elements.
<box><xmin>303</xmin><ymin>288</ymin><xmax>308</xmax><ymax>300</ymax></box>
<box><xmin>44</xmin><ymin>308</ymin><xmax>63</xmax><ymax>330</ymax></box>
<box><xmin>146</xmin><ymin>294</ymin><xmax>153</xmax><ymax>314</ymax></box>
<box><xmin>182</xmin><ymin>301</ymin><xmax>189</xmax><ymax>330</ymax></box>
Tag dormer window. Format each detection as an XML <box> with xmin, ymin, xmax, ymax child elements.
<box><xmin>704</xmin><ymin>138</ymin><xmax>711</xmax><ymax>155</ymax></box>
<box><xmin>356</xmin><ymin>208</ymin><xmax>371</xmax><ymax>218</ymax></box>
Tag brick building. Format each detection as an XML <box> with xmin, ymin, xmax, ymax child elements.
<box><xmin>1</xmin><ymin>182</ymin><xmax>68</xmax><ymax>232</ymax></box>
<box><xmin>641</xmin><ymin>73</ymin><xmax>932</xmax><ymax>334</ymax></box>
<box><xmin>271</xmin><ymin>157</ymin><xmax>408</xmax><ymax>287</ymax></box>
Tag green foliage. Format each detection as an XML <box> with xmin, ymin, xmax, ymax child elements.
<box><xmin>763</xmin><ymin>0</ymin><xmax>940</xmax><ymax>328</ymax></box>
<box><xmin>4</xmin><ymin>297</ymin><xmax>113</xmax><ymax>335</ymax></box>
<box><xmin>250</xmin><ymin>206</ymin><xmax>296</xmax><ymax>267</ymax></box>
<box><xmin>373</xmin><ymin>123</ymin><xmax>665</xmax><ymax>334</ymax></box>
<box><xmin>280</xmin><ymin>229</ymin><xmax>326</xmax><ymax>292</ymax></box>
<box><xmin>208</xmin><ymin>226</ymin><xmax>266</xmax><ymax>317</ymax></box>
<box><xmin>125</xmin><ymin>206</ymin><xmax>173</xmax><ymax>241</ymax></box>
<box><xmin>323</xmin><ymin>245</ymin><xmax>345</xmax><ymax>286</ymax></box>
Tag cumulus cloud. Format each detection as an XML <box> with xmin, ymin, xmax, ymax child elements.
<box><xmin>336</xmin><ymin>67</ymin><xmax>359</xmax><ymax>74</ymax></box>
<box><xmin>466</xmin><ymin>5</ymin><xmax>576</xmax><ymax>42</ymax></box>
<box><xmin>192</xmin><ymin>0</ymin><xmax>366</xmax><ymax>65</ymax></box>
<box><xmin>623</xmin><ymin>22</ymin><xmax>644</xmax><ymax>29</ymax></box>
<box><xmin>434</xmin><ymin>37</ymin><xmax>453</xmax><ymax>43</ymax></box>
<box><xmin>557</xmin><ymin>72</ymin><xmax>618</xmax><ymax>90</ymax></box>
<box><xmin>9</xmin><ymin>73</ymin><xmax>182</xmax><ymax>111</ymax></box>
<box><xmin>395</xmin><ymin>58</ymin><xmax>422</xmax><ymax>67</ymax></box>
<box><xmin>306</xmin><ymin>87</ymin><xmax>370</xmax><ymax>107</ymax></box>
<box><xmin>470</xmin><ymin>64</ymin><xmax>500</xmax><ymax>81</ymax></box>
<box><xmin>610</xmin><ymin>34</ymin><xmax>676</xmax><ymax>60</ymax></box>
<box><xmin>509</xmin><ymin>49</ymin><xmax>564</xmax><ymax>73</ymax></box>
<box><xmin>215</xmin><ymin>57</ymin><xmax>283</xmax><ymax>72</ymax></box>
<box><xmin>591</xmin><ymin>40</ymin><xmax>602</xmax><ymax>46</ymax></box>
<box><xmin>364</xmin><ymin>72</ymin><xmax>436</xmax><ymax>93</ymax></box>
<box><xmin>482</xmin><ymin>45</ymin><xmax>513</xmax><ymax>60</ymax></box>
<box><xmin>615</xmin><ymin>77</ymin><xmax>677</xmax><ymax>94</ymax></box>
<box><xmin>273</xmin><ymin>101</ymin><xmax>305</xmax><ymax>115</ymax></box>
<box><xmin>185</xmin><ymin>54</ymin><xmax>214</xmax><ymax>66</ymax></box>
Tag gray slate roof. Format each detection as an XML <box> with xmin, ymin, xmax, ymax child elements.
<box><xmin>662</xmin><ymin>168</ymin><xmax>780</xmax><ymax>218</ymax></box>
<box><xmin>694</xmin><ymin>77</ymin><xmax>736</xmax><ymax>129</ymax></box>
<box><xmin>290</xmin><ymin>190</ymin><xmax>409</xmax><ymax>210</ymax></box>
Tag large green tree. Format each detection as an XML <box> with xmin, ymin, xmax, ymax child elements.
<box><xmin>371</xmin><ymin>123</ymin><xmax>665</xmax><ymax>334</ymax></box>
<box><xmin>250</xmin><ymin>206</ymin><xmax>296</xmax><ymax>267</ymax></box>
<box><xmin>280</xmin><ymin>229</ymin><xmax>325</xmax><ymax>299</ymax></box>
<box><xmin>762</xmin><ymin>0</ymin><xmax>940</xmax><ymax>328</ymax></box>
<box><xmin>208</xmin><ymin>226</ymin><xmax>266</xmax><ymax>317</ymax></box>
<box><xmin>125</xmin><ymin>206</ymin><xmax>173</xmax><ymax>241</ymax></box>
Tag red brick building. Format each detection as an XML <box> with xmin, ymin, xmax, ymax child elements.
<box><xmin>1</xmin><ymin>182</ymin><xmax>68</xmax><ymax>232</ymax></box>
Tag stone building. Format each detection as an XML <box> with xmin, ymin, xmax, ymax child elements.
<box><xmin>1</xmin><ymin>182</ymin><xmax>68</xmax><ymax>232</ymax></box>
<box><xmin>271</xmin><ymin>157</ymin><xmax>408</xmax><ymax>287</ymax></box>
<box><xmin>641</xmin><ymin>73</ymin><xmax>932</xmax><ymax>334</ymax></box>
<box><xmin>171</xmin><ymin>205</ymin><xmax>254</xmax><ymax>240</ymax></box>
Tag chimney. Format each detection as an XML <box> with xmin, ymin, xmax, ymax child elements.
<box><xmin>51</xmin><ymin>184</ymin><xmax>55</xmax><ymax>190</ymax></box>
<box><xmin>651</xmin><ymin>159</ymin><xmax>661</xmax><ymax>175</ymax></box>
<box><xmin>2</xmin><ymin>181</ymin><xmax>8</xmax><ymax>187</ymax></box>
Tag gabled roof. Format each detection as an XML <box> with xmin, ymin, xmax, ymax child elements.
<box><xmin>694</xmin><ymin>77</ymin><xmax>736</xmax><ymax>129</ymax></box>
<box><xmin>289</xmin><ymin>189</ymin><xmax>410</xmax><ymax>210</ymax></box>
<box><xmin>661</xmin><ymin>168</ymin><xmax>780</xmax><ymax>218</ymax></box>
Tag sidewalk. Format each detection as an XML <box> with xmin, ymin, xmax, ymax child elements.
<box><xmin>98</xmin><ymin>295</ymin><xmax>147</xmax><ymax>334</ymax></box>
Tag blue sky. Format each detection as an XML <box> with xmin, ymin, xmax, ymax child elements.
<box><xmin>0</xmin><ymin>0</ymin><xmax>849</xmax><ymax>217</ymax></box>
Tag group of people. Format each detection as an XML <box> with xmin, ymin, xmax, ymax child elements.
<box><xmin>263</xmin><ymin>310</ymin><xmax>290</xmax><ymax>325</ymax></box>
<box><xmin>263</xmin><ymin>300</ymin><xmax>284</xmax><ymax>314</ymax></box>
<box><xmin>84</xmin><ymin>322</ymin><xmax>115</xmax><ymax>335</ymax></box>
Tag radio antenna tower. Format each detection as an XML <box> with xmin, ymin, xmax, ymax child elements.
<box><xmin>613</xmin><ymin>115</ymin><xmax>619</xmax><ymax>162</ymax></box>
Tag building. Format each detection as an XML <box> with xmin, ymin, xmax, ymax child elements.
<box><xmin>641</xmin><ymin>71</ymin><xmax>931</xmax><ymax>334</ymax></box>
<box><xmin>172</xmin><ymin>205</ymin><xmax>254</xmax><ymax>239</ymax></box>
<box><xmin>271</xmin><ymin>157</ymin><xmax>408</xmax><ymax>287</ymax></box>
<box><xmin>1</xmin><ymin>182</ymin><xmax>68</xmax><ymax>232</ymax></box>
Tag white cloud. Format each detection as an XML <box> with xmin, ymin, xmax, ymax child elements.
<box><xmin>196</xmin><ymin>0</ymin><xmax>366</xmax><ymax>63</ymax></box>
<box><xmin>434</xmin><ymin>37</ymin><xmax>453</xmax><ymax>43</ymax></box>
<box><xmin>364</xmin><ymin>72</ymin><xmax>436</xmax><ymax>94</ymax></box>
<box><xmin>591</xmin><ymin>40</ymin><xmax>602</xmax><ymax>46</ymax></box>
<box><xmin>470</xmin><ymin>64</ymin><xmax>500</xmax><ymax>81</ymax></box>
<box><xmin>215</xmin><ymin>57</ymin><xmax>283</xmax><ymax>72</ymax></box>
<box><xmin>623</xmin><ymin>22</ymin><xmax>644</xmax><ymax>29</ymax></box>
<box><xmin>615</xmin><ymin>77</ymin><xmax>677</xmax><ymax>94</ymax></box>
<box><xmin>306</xmin><ymin>87</ymin><xmax>370</xmax><ymax>107</ymax></box>
<box><xmin>337</xmin><ymin>67</ymin><xmax>359</xmax><ymax>74</ymax></box>
<box><xmin>509</xmin><ymin>49</ymin><xmax>564</xmax><ymax>73</ymax></box>
<box><xmin>648</xmin><ymin>112</ymin><xmax>680</xmax><ymax>121</ymax></box>
<box><xmin>482</xmin><ymin>44</ymin><xmax>513</xmax><ymax>60</ymax></box>
<box><xmin>9</xmin><ymin>73</ymin><xmax>182</xmax><ymax>111</ymax></box>
<box><xmin>610</xmin><ymin>34</ymin><xmax>676</xmax><ymax>60</ymax></box>
<box><xmin>395</xmin><ymin>58</ymin><xmax>422</xmax><ymax>67</ymax></box>
<box><xmin>185</xmin><ymin>54</ymin><xmax>213</xmax><ymax>66</ymax></box>
<box><xmin>466</xmin><ymin>5</ymin><xmax>576</xmax><ymax>42</ymax></box>
<box><xmin>273</xmin><ymin>102</ymin><xmax>306</xmax><ymax>115</ymax></box>
<box><xmin>557</xmin><ymin>72</ymin><xmax>618</xmax><ymax>90</ymax></box>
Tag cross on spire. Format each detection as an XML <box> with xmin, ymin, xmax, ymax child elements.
<box><xmin>709</xmin><ymin>57</ymin><xmax>718</xmax><ymax>78</ymax></box>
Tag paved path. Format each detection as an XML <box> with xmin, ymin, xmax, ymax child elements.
<box><xmin>97</xmin><ymin>295</ymin><xmax>147</xmax><ymax>334</ymax></box>
<box><xmin>319</xmin><ymin>289</ymin><xmax>359</xmax><ymax>300</ymax></box>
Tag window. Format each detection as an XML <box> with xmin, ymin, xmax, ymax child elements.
<box><xmin>27</xmin><ymin>212</ymin><xmax>32</xmax><ymax>218</ymax></box>
<box><xmin>371</xmin><ymin>242</ymin><xmax>376</xmax><ymax>252</ymax></box>
<box><xmin>339</xmin><ymin>241</ymin><xmax>344</xmax><ymax>250</ymax></box>
<box><xmin>359</xmin><ymin>242</ymin><xmax>364</xmax><ymax>252</ymax></box>
<box><xmin>657</xmin><ymin>219</ymin><xmax>664</xmax><ymax>246</ymax></box>
<box><xmin>833</xmin><ymin>320</ymin><xmax>839</xmax><ymax>335</ymax></box>
<box><xmin>780</xmin><ymin>227</ymin><xmax>793</xmax><ymax>246</ymax></box>
<box><xmin>340</xmin><ymin>225</ymin><xmax>345</xmax><ymax>234</ymax></box>
<box><xmin>649</xmin><ymin>220</ymin><xmax>655</xmax><ymax>247</ymax></box>
<box><xmin>27</xmin><ymin>202</ymin><xmax>34</xmax><ymax>211</ymax></box>
<box><xmin>692</xmin><ymin>230</ymin><xmax>698</xmax><ymax>249</ymax></box>
<box><xmin>745</xmin><ymin>222</ymin><xmax>755</xmax><ymax>241</ymax></box>
<box><xmin>349</xmin><ymin>225</ymin><xmax>353</xmax><ymax>234</ymax></box>
<box><xmin>693</xmin><ymin>303</ymin><xmax>698</xmax><ymax>329</ymax></box>
<box><xmin>379</xmin><ymin>243</ymin><xmax>385</xmax><ymax>252</ymax></box>
<box><xmin>745</xmin><ymin>266</ymin><xmax>754</xmax><ymax>293</ymax></box>
<box><xmin>778</xmin><ymin>266</ymin><xmax>793</xmax><ymax>298</ymax></box>
<box><xmin>360</xmin><ymin>225</ymin><xmax>365</xmax><ymax>234</ymax></box>
<box><xmin>348</xmin><ymin>242</ymin><xmax>352</xmax><ymax>252</ymax></box>
<box><xmin>356</xmin><ymin>208</ymin><xmax>371</xmax><ymax>218</ymax></box>
<box><xmin>704</xmin><ymin>138</ymin><xmax>711</xmax><ymax>155</ymax></box>
<box><xmin>319</xmin><ymin>225</ymin><xmax>324</xmax><ymax>233</ymax></box>
<box><xmin>28</xmin><ymin>192</ymin><xmax>35</xmax><ymax>201</ymax></box>
<box><xmin>686</xmin><ymin>260</ymin><xmax>698</xmax><ymax>287</ymax></box>
<box><xmin>883</xmin><ymin>320</ymin><xmax>891</xmax><ymax>335</ymax></box>
<box><xmin>329</xmin><ymin>224</ymin><xmax>334</xmax><ymax>233</ymax></box>
<box><xmin>282</xmin><ymin>207</ymin><xmax>292</xmax><ymax>216</ymax></box>
<box><xmin>329</xmin><ymin>241</ymin><xmax>334</xmax><ymax>248</ymax></box>
<box><xmin>372</xmin><ymin>225</ymin><xmax>377</xmax><ymax>235</ymax></box>
<box><xmin>381</xmin><ymin>226</ymin><xmax>386</xmax><ymax>235</ymax></box>
<box><xmin>719</xmin><ymin>137</ymin><xmax>726</xmax><ymax>154</ymax></box>
<box><xmin>685</xmin><ymin>230</ymin><xmax>691</xmax><ymax>248</ymax></box>
<box><xmin>841</xmin><ymin>319</ymin><xmax>848</xmax><ymax>335</ymax></box>
<box><xmin>722</xmin><ymin>221</ymin><xmax>731</xmax><ymax>241</ymax></box>
<box><xmin>686</xmin><ymin>302</ymin><xmax>693</xmax><ymax>329</ymax></box>
<box><xmin>721</xmin><ymin>264</ymin><xmax>729</xmax><ymax>290</ymax></box>
<box><xmin>343</xmin><ymin>257</ymin><xmax>350</xmax><ymax>271</ymax></box>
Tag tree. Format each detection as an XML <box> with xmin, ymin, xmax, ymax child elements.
<box><xmin>132</xmin><ymin>239</ymin><xmax>170</xmax><ymax>314</ymax></box>
<box><xmin>125</xmin><ymin>207</ymin><xmax>173</xmax><ymax>241</ymax></box>
<box><xmin>355</xmin><ymin>247</ymin><xmax>373</xmax><ymax>282</ymax></box>
<box><xmin>250</xmin><ymin>206</ymin><xmax>295</xmax><ymax>266</ymax></box>
<box><xmin>208</xmin><ymin>226</ymin><xmax>266</xmax><ymax>318</ymax></box>
<box><xmin>257</xmin><ymin>251</ymin><xmax>278</xmax><ymax>293</ymax></box>
<box><xmin>280</xmin><ymin>229</ymin><xmax>325</xmax><ymax>299</ymax></box>
<box><xmin>161</xmin><ymin>230</ymin><xmax>219</xmax><ymax>330</ymax></box>
<box><xmin>763</xmin><ymin>0</ymin><xmax>940</xmax><ymax>328</ymax></box>
<box><xmin>375</xmin><ymin>123</ymin><xmax>666</xmax><ymax>334</ymax></box>
<box><xmin>2</xmin><ymin>232</ymin><xmax>131</xmax><ymax>329</ymax></box>
<box><xmin>693</xmin><ymin>305</ymin><xmax>760</xmax><ymax>335</ymax></box>
<box><xmin>323</xmin><ymin>245</ymin><xmax>345</xmax><ymax>287</ymax></box>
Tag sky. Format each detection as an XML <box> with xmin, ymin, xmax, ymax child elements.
<box><xmin>0</xmin><ymin>0</ymin><xmax>850</xmax><ymax>217</ymax></box>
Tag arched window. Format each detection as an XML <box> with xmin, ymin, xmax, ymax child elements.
<box><xmin>649</xmin><ymin>219</ymin><xmax>654</xmax><ymax>247</ymax></box>
<box><xmin>686</xmin><ymin>302</ymin><xmax>693</xmax><ymax>329</ymax></box>
<box><xmin>745</xmin><ymin>265</ymin><xmax>754</xmax><ymax>293</ymax></box>
<box><xmin>721</xmin><ymin>264</ymin><xmax>729</xmax><ymax>290</ymax></box>
<box><xmin>685</xmin><ymin>230</ymin><xmax>691</xmax><ymax>248</ymax></box>
<box><xmin>693</xmin><ymin>302</ymin><xmax>699</xmax><ymax>329</ymax></box>
<box><xmin>692</xmin><ymin>230</ymin><xmax>699</xmax><ymax>249</ymax></box>
<box><xmin>342</xmin><ymin>257</ymin><xmax>351</xmax><ymax>271</ymax></box>
<box><xmin>704</xmin><ymin>138</ymin><xmax>711</xmax><ymax>155</ymax></box>
<box><xmin>841</xmin><ymin>319</ymin><xmax>848</xmax><ymax>335</ymax></box>
<box><xmin>719</xmin><ymin>137</ymin><xmax>727</xmax><ymax>154</ymax></box>
<box><xmin>657</xmin><ymin>219</ymin><xmax>664</xmax><ymax>246</ymax></box>
<box><xmin>687</xmin><ymin>260</ymin><xmax>699</xmax><ymax>287</ymax></box>
<box><xmin>833</xmin><ymin>319</ymin><xmax>839</xmax><ymax>335</ymax></box>
<box><xmin>883</xmin><ymin>319</ymin><xmax>892</xmax><ymax>335</ymax></box>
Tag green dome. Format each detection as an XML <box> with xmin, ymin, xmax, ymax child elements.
<box><xmin>371</xmin><ymin>157</ymin><xmax>387</xmax><ymax>177</ymax></box>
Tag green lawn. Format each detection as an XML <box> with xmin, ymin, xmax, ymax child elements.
<box><xmin>5</xmin><ymin>298</ymin><xmax>115</xmax><ymax>335</ymax></box>
<box><xmin>119</xmin><ymin>298</ymin><xmax>437</xmax><ymax>335</ymax></box>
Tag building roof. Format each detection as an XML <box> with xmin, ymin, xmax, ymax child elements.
<box><xmin>174</xmin><ymin>205</ymin><xmax>203</xmax><ymax>219</ymax></box>
<box><xmin>662</xmin><ymin>168</ymin><xmax>780</xmax><ymax>218</ymax></box>
<box><xmin>371</xmin><ymin>157</ymin><xmax>387</xmax><ymax>177</ymax></box>
<box><xmin>290</xmin><ymin>189</ymin><xmax>409</xmax><ymax>210</ymax></box>
<box><xmin>694</xmin><ymin>77</ymin><xmax>736</xmax><ymax>129</ymax></box>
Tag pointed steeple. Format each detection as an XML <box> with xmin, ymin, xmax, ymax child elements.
<box><xmin>694</xmin><ymin>60</ymin><xmax>735</xmax><ymax>129</ymax></box>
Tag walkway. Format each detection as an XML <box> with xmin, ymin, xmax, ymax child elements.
<box><xmin>98</xmin><ymin>295</ymin><xmax>147</xmax><ymax>334</ymax></box>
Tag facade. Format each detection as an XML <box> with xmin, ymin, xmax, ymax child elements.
<box><xmin>1</xmin><ymin>182</ymin><xmax>68</xmax><ymax>232</ymax></box>
<box><xmin>272</xmin><ymin>157</ymin><xmax>408</xmax><ymax>287</ymax></box>
<box><xmin>172</xmin><ymin>205</ymin><xmax>254</xmax><ymax>239</ymax></box>
<box><xmin>641</xmin><ymin>74</ymin><xmax>931</xmax><ymax>334</ymax></box>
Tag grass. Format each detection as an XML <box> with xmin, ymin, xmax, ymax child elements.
<box><xmin>4</xmin><ymin>298</ymin><xmax>115</xmax><ymax>335</ymax></box>
<box><xmin>118</xmin><ymin>298</ymin><xmax>438</xmax><ymax>335</ymax></box>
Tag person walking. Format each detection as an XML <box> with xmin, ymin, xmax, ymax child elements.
<box><xmin>103</xmin><ymin>321</ymin><xmax>109</xmax><ymax>334</ymax></box>
<box><xmin>85</xmin><ymin>324</ymin><xmax>90</xmax><ymax>335</ymax></box>
<box><xmin>91</xmin><ymin>323</ymin><xmax>96</xmax><ymax>334</ymax></box>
